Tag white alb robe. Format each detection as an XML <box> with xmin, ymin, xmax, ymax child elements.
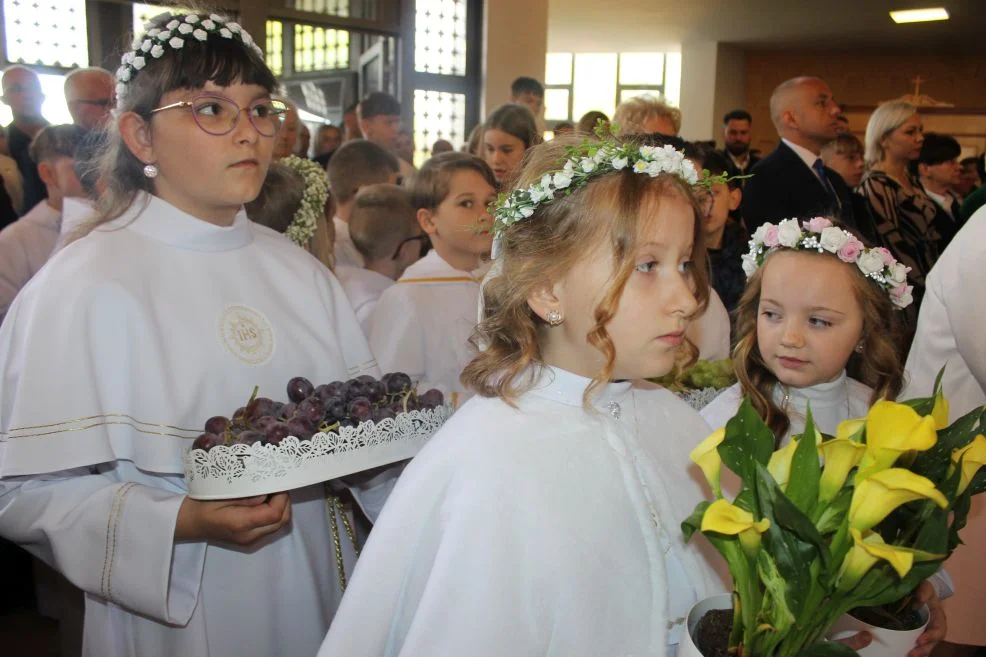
<box><xmin>335</xmin><ymin>265</ymin><xmax>394</xmax><ymax>334</ymax></box>
<box><xmin>0</xmin><ymin>199</ymin><xmax>60</xmax><ymax>318</ymax></box>
<box><xmin>368</xmin><ymin>249</ymin><xmax>483</xmax><ymax>402</ymax></box>
<box><xmin>0</xmin><ymin>193</ymin><xmax>379</xmax><ymax>657</ymax></box>
<box><xmin>902</xmin><ymin>206</ymin><xmax>986</xmax><ymax>642</ymax></box>
<box><xmin>317</xmin><ymin>367</ymin><xmax>726</xmax><ymax>657</ymax></box>
<box><xmin>701</xmin><ymin>372</ymin><xmax>873</xmax><ymax>440</ymax></box>
<box><xmin>333</xmin><ymin>216</ymin><xmax>365</xmax><ymax>269</ymax></box>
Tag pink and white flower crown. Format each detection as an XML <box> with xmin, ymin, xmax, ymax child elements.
<box><xmin>741</xmin><ymin>217</ymin><xmax>913</xmax><ymax>309</ymax></box>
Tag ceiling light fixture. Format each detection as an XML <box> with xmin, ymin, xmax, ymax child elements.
<box><xmin>890</xmin><ymin>8</ymin><xmax>950</xmax><ymax>23</ymax></box>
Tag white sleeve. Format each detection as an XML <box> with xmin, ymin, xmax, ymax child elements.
<box><xmin>0</xmin><ymin>469</ymin><xmax>206</xmax><ymax>625</ymax></box>
<box><xmin>929</xmin><ymin>568</ymin><xmax>955</xmax><ymax>600</ymax></box>
<box><xmin>942</xmin><ymin>254</ymin><xmax>986</xmax><ymax>394</ymax></box>
<box><xmin>368</xmin><ymin>287</ymin><xmax>426</xmax><ymax>382</ymax></box>
<box><xmin>0</xmin><ymin>223</ymin><xmax>34</xmax><ymax>317</ymax></box>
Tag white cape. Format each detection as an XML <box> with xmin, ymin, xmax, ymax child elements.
<box><xmin>317</xmin><ymin>367</ymin><xmax>725</xmax><ymax>657</ymax></box>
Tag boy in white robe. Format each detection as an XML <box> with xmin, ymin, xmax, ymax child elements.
<box><xmin>0</xmin><ymin>124</ymin><xmax>87</xmax><ymax>320</ymax></box>
<box><xmin>336</xmin><ymin>183</ymin><xmax>425</xmax><ymax>333</ymax></box>
<box><xmin>368</xmin><ymin>152</ymin><xmax>498</xmax><ymax>402</ymax></box>
<box><xmin>326</xmin><ymin>139</ymin><xmax>400</xmax><ymax>268</ymax></box>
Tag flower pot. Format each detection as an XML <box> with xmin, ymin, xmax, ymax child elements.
<box><xmin>678</xmin><ymin>594</ymin><xmax>732</xmax><ymax>657</ymax></box>
<box><xmin>827</xmin><ymin>605</ymin><xmax>930</xmax><ymax>657</ymax></box>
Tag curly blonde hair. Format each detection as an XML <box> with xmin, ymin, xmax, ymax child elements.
<box><xmin>461</xmin><ymin>136</ymin><xmax>710</xmax><ymax>407</ymax></box>
<box><xmin>612</xmin><ymin>95</ymin><xmax>682</xmax><ymax>136</ymax></box>
<box><xmin>732</xmin><ymin>240</ymin><xmax>905</xmax><ymax>441</ymax></box>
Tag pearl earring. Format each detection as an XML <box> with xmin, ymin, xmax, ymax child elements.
<box><xmin>143</xmin><ymin>164</ymin><xmax>159</xmax><ymax>178</ymax></box>
<box><xmin>546</xmin><ymin>310</ymin><xmax>563</xmax><ymax>326</ymax></box>
<box><xmin>855</xmin><ymin>342</ymin><xmax>864</xmax><ymax>353</ymax></box>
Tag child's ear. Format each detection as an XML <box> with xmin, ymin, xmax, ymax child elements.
<box><xmin>526</xmin><ymin>280</ymin><xmax>563</xmax><ymax>324</ymax></box>
<box><xmin>417</xmin><ymin>207</ymin><xmax>438</xmax><ymax>236</ymax></box>
<box><xmin>728</xmin><ymin>187</ymin><xmax>742</xmax><ymax>212</ymax></box>
<box><xmin>118</xmin><ymin>111</ymin><xmax>155</xmax><ymax>166</ymax></box>
<box><xmin>37</xmin><ymin>161</ymin><xmax>55</xmax><ymax>188</ymax></box>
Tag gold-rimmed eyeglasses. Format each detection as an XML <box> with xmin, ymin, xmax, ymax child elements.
<box><xmin>151</xmin><ymin>94</ymin><xmax>288</xmax><ymax>137</ymax></box>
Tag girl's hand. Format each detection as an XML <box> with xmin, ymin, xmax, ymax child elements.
<box><xmin>835</xmin><ymin>631</ymin><xmax>872</xmax><ymax>652</ymax></box>
<box><xmin>909</xmin><ymin>580</ymin><xmax>946</xmax><ymax>657</ymax></box>
<box><xmin>175</xmin><ymin>493</ymin><xmax>292</xmax><ymax>545</ymax></box>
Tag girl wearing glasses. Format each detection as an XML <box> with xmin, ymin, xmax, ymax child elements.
<box><xmin>0</xmin><ymin>13</ymin><xmax>378</xmax><ymax>657</ymax></box>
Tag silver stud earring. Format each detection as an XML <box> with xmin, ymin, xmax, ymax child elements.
<box><xmin>546</xmin><ymin>310</ymin><xmax>564</xmax><ymax>326</ymax></box>
<box><xmin>143</xmin><ymin>163</ymin><xmax>159</xmax><ymax>178</ymax></box>
<box><xmin>855</xmin><ymin>342</ymin><xmax>864</xmax><ymax>353</ymax></box>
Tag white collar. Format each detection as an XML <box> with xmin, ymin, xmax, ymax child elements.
<box><xmin>400</xmin><ymin>248</ymin><xmax>485</xmax><ymax>281</ymax></box>
<box><xmin>527</xmin><ymin>365</ymin><xmax>634</xmax><ymax>412</ymax></box>
<box><xmin>924</xmin><ymin>188</ymin><xmax>955</xmax><ymax>213</ymax></box>
<box><xmin>782</xmin><ymin>138</ymin><xmax>823</xmax><ymax>173</ymax></box>
<box><xmin>773</xmin><ymin>370</ymin><xmax>850</xmax><ymax>410</ymax></box>
<box><xmin>100</xmin><ymin>192</ymin><xmax>254</xmax><ymax>252</ymax></box>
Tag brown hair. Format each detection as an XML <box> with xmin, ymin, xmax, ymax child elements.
<box><xmin>349</xmin><ymin>183</ymin><xmax>415</xmax><ymax>260</ymax></box>
<box><xmin>326</xmin><ymin>139</ymin><xmax>400</xmax><ymax>205</ymax></box>
<box><xmin>29</xmin><ymin>124</ymin><xmax>84</xmax><ymax>164</ymax></box>
<box><xmin>483</xmin><ymin>104</ymin><xmax>543</xmax><ymax>150</ymax></box>
<box><xmin>612</xmin><ymin>95</ymin><xmax>682</xmax><ymax>136</ymax></box>
<box><xmin>732</xmin><ymin>240</ymin><xmax>905</xmax><ymax>442</ymax></box>
<box><xmin>244</xmin><ymin>161</ymin><xmax>304</xmax><ymax>233</ymax></box>
<box><xmin>409</xmin><ymin>151</ymin><xmax>496</xmax><ymax>211</ymax></box>
<box><xmin>461</xmin><ymin>136</ymin><xmax>710</xmax><ymax>406</ymax></box>
<box><xmin>75</xmin><ymin>11</ymin><xmax>278</xmax><ymax>237</ymax></box>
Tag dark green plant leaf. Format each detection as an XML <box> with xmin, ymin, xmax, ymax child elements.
<box><xmin>718</xmin><ymin>398</ymin><xmax>775</xmax><ymax>487</ymax></box>
<box><xmin>801</xmin><ymin>641</ymin><xmax>861</xmax><ymax>657</ymax></box>
<box><xmin>682</xmin><ymin>501</ymin><xmax>710</xmax><ymax>543</ymax></box>
<box><xmin>786</xmin><ymin>405</ymin><xmax>822</xmax><ymax>516</ymax></box>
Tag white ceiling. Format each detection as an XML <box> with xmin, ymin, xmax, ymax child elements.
<box><xmin>547</xmin><ymin>0</ymin><xmax>986</xmax><ymax>53</ymax></box>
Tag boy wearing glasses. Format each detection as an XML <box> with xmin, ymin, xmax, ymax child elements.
<box><xmin>336</xmin><ymin>184</ymin><xmax>424</xmax><ymax>333</ymax></box>
<box><xmin>326</xmin><ymin>139</ymin><xmax>400</xmax><ymax>268</ymax></box>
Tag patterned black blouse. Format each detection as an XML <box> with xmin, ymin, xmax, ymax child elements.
<box><xmin>859</xmin><ymin>170</ymin><xmax>940</xmax><ymax>291</ymax></box>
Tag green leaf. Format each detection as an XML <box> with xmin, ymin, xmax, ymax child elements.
<box><xmin>758</xmin><ymin>463</ymin><xmax>832</xmax><ymax>571</ymax></box>
<box><xmin>719</xmin><ymin>397</ymin><xmax>775</xmax><ymax>487</ymax></box>
<box><xmin>815</xmin><ymin>487</ymin><xmax>852</xmax><ymax>535</ymax></box>
<box><xmin>801</xmin><ymin>641</ymin><xmax>861</xmax><ymax>657</ymax></box>
<box><xmin>911</xmin><ymin>405</ymin><xmax>985</xmax><ymax>486</ymax></box>
<box><xmin>757</xmin><ymin>549</ymin><xmax>796</xmax><ymax>634</ymax></box>
<box><xmin>681</xmin><ymin>501</ymin><xmax>710</xmax><ymax>543</ymax></box>
<box><xmin>786</xmin><ymin>405</ymin><xmax>822</xmax><ymax>516</ymax></box>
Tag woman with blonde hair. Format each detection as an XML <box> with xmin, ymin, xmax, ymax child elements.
<box><xmin>860</xmin><ymin>101</ymin><xmax>939</xmax><ymax>305</ymax></box>
<box><xmin>612</xmin><ymin>94</ymin><xmax>681</xmax><ymax>137</ymax></box>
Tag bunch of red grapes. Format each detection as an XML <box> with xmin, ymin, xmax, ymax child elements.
<box><xmin>192</xmin><ymin>373</ymin><xmax>444</xmax><ymax>451</ymax></box>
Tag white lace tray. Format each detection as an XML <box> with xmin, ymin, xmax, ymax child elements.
<box><xmin>183</xmin><ymin>405</ymin><xmax>452</xmax><ymax>500</ymax></box>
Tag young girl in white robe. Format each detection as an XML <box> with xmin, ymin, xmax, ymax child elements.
<box><xmin>700</xmin><ymin>218</ymin><xmax>948</xmax><ymax>657</ymax></box>
<box><xmin>0</xmin><ymin>13</ymin><xmax>377</xmax><ymax>657</ymax></box>
<box><xmin>319</xmin><ymin>137</ymin><xmax>726</xmax><ymax>657</ymax></box>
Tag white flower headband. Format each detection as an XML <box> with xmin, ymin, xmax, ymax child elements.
<box><xmin>279</xmin><ymin>155</ymin><xmax>329</xmax><ymax>247</ymax></box>
<box><xmin>742</xmin><ymin>217</ymin><xmax>913</xmax><ymax>309</ymax></box>
<box><xmin>115</xmin><ymin>13</ymin><xmax>263</xmax><ymax>101</ymax></box>
<box><xmin>491</xmin><ymin>139</ymin><xmax>726</xmax><ymax>259</ymax></box>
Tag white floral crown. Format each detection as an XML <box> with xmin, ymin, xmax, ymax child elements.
<box><xmin>741</xmin><ymin>217</ymin><xmax>913</xmax><ymax>309</ymax></box>
<box><xmin>491</xmin><ymin>139</ymin><xmax>726</xmax><ymax>259</ymax></box>
<box><xmin>279</xmin><ymin>155</ymin><xmax>329</xmax><ymax>247</ymax></box>
<box><xmin>115</xmin><ymin>13</ymin><xmax>263</xmax><ymax>101</ymax></box>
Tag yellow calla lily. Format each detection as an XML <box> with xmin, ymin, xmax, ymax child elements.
<box><xmin>836</xmin><ymin>529</ymin><xmax>943</xmax><ymax>591</ymax></box>
<box><xmin>836</xmin><ymin>418</ymin><xmax>865</xmax><ymax>442</ymax></box>
<box><xmin>932</xmin><ymin>392</ymin><xmax>950</xmax><ymax>431</ymax></box>
<box><xmin>818</xmin><ymin>437</ymin><xmax>866</xmax><ymax>504</ymax></box>
<box><xmin>701</xmin><ymin>498</ymin><xmax>771</xmax><ymax>556</ymax></box>
<box><xmin>950</xmin><ymin>434</ymin><xmax>986</xmax><ymax>496</ymax></box>
<box><xmin>857</xmin><ymin>401</ymin><xmax>938</xmax><ymax>480</ymax></box>
<box><xmin>768</xmin><ymin>439</ymin><xmax>800</xmax><ymax>490</ymax></box>
<box><xmin>849</xmin><ymin>468</ymin><xmax>948</xmax><ymax>533</ymax></box>
<box><xmin>690</xmin><ymin>427</ymin><xmax>725</xmax><ymax>497</ymax></box>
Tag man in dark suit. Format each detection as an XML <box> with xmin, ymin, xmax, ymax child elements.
<box><xmin>721</xmin><ymin>109</ymin><xmax>760</xmax><ymax>182</ymax></box>
<box><xmin>741</xmin><ymin>77</ymin><xmax>855</xmax><ymax>232</ymax></box>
